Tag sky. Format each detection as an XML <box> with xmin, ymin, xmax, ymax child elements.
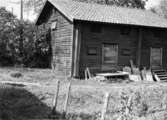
<box><xmin>0</xmin><ymin>0</ymin><xmax>162</xmax><ymax>21</ymax></box>
<box><xmin>0</xmin><ymin>0</ymin><xmax>36</xmax><ymax>21</ymax></box>
<box><xmin>146</xmin><ymin>0</ymin><xmax>162</xmax><ymax>8</ymax></box>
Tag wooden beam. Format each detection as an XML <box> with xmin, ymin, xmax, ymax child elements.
<box><xmin>73</xmin><ymin>24</ymin><xmax>81</xmax><ymax>77</ymax></box>
<box><xmin>137</xmin><ymin>28</ymin><xmax>142</xmax><ymax>67</ymax></box>
<box><xmin>161</xmin><ymin>48</ymin><xmax>163</xmax><ymax>68</ymax></box>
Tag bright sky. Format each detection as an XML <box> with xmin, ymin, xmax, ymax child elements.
<box><xmin>0</xmin><ymin>0</ymin><xmax>162</xmax><ymax>22</ymax></box>
<box><xmin>0</xmin><ymin>0</ymin><xmax>36</xmax><ymax>21</ymax></box>
<box><xmin>145</xmin><ymin>0</ymin><xmax>162</xmax><ymax>8</ymax></box>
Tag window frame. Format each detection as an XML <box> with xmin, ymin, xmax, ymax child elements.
<box><xmin>102</xmin><ymin>43</ymin><xmax>119</xmax><ymax>64</ymax></box>
<box><xmin>51</xmin><ymin>20</ymin><xmax>57</xmax><ymax>30</ymax></box>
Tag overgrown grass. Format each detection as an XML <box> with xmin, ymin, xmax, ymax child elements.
<box><xmin>26</xmin><ymin>83</ymin><xmax>167</xmax><ymax>120</ymax></box>
<box><xmin>1</xmin><ymin>68</ymin><xmax>167</xmax><ymax>120</ymax></box>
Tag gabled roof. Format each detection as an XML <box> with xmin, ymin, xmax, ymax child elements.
<box><xmin>36</xmin><ymin>0</ymin><xmax>167</xmax><ymax>28</ymax></box>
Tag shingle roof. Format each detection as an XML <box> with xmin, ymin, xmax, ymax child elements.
<box><xmin>36</xmin><ymin>0</ymin><xmax>167</xmax><ymax>28</ymax></box>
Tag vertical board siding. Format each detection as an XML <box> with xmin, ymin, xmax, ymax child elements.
<box><xmin>141</xmin><ymin>29</ymin><xmax>167</xmax><ymax>69</ymax></box>
<box><xmin>79</xmin><ymin>23</ymin><xmax>138</xmax><ymax>77</ymax></box>
<box><xmin>78</xmin><ymin>22</ymin><xmax>167</xmax><ymax>77</ymax></box>
<box><xmin>47</xmin><ymin>8</ymin><xmax>73</xmax><ymax>76</ymax></box>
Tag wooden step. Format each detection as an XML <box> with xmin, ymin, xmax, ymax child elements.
<box><xmin>159</xmin><ymin>77</ymin><xmax>167</xmax><ymax>80</ymax></box>
<box><xmin>157</xmin><ymin>74</ymin><xmax>167</xmax><ymax>77</ymax></box>
<box><xmin>153</xmin><ymin>70</ymin><xmax>166</xmax><ymax>73</ymax></box>
<box><xmin>152</xmin><ymin>69</ymin><xmax>167</xmax><ymax>81</ymax></box>
<box><xmin>152</xmin><ymin>69</ymin><xmax>166</xmax><ymax>72</ymax></box>
<box><xmin>153</xmin><ymin>71</ymin><xmax>166</xmax><ymax>73</ymax></box>
<box><xmin>155</xmin><ymin>72</ymin><xmax>167</xmax><ymax>75</ymax></box>
<box><xmin>160</xmin><ymin>80</ymin><xmax>167</xmax><ymax>82</ymax></box>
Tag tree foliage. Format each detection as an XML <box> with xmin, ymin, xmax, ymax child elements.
<box><xmin>0</xmin><ymin>8</ymin><xmax>20</xmax><ymax>65</ymax></box>
<box><xmin>158</xmin><ymin>0</ymin><xmax>167</xmax><ymax>18</ymax></box>
<box><xmin>149</xmin><ymin>0</ymin><xmax>167</xmax><ymax>18</ymax></box>
<box><xmin>0</xmin><ymin>8</ymin><xmax>51</xmax><ymax>68</ymax></box>
<box><xmin>73</xmin><ymin>0</ymin><xmax>147</xmax><ymax>9</ymax></box>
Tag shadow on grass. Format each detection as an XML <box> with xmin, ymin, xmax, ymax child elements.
<box><xmin>0</xmin><ymin>84</ymin><xmax>100</xmax><ymax>120</ymax></box>
<box><xmin>0</xmin><ymin>84</ymin><xmax>52</xmax><ymax>120</ymax></box>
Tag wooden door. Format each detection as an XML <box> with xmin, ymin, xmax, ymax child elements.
<box><xmin>102</xmin><ymin>44</ymin><xmax>118</xmax><ymax>70</ymax></box>
<box><xmin>150</xmin><ymin>48</ymin><xmax>162</xmax><ymax>69</ymax></box>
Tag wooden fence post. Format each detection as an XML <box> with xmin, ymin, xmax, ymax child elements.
<box><xmin>125</xmin><ymin>94</ymin><xmax>133</xmax><ymax>115</ymax></box>
<box><xmin>52</xmin><ymin>80</ymin><xmax>60</xmax><ymax>114</ymax></box>
<box><xmin>101</xmin><ymin>92</ymin><xmax>110</xmax><ymax>120</ymax></box>
<box><xmin>63</xmin><ymin>81</ymin><xmax>72</xmax><ymax>114</ymax></box>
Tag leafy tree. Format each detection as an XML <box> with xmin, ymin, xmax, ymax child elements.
<box><xmin>0</xmin><ymin>7</ymin><xmax>51</xmax><ymax>68</ymax></box>
<box><xmin>18</xmin><ymin>20</ymin><xmax>51</xmax><ymax>68</ymax></box>
<box><xmin>0</xmin><ymin>7</ymin><xmax>20</xmax><ymax>65</ymax></box>
<box><xmin>149</xmin><ymin>0</ymin><xmax>167</xmax><ymax>18</ymax></box>
<box><xmin>158</xmin><ymin>0</ymin><xmax>167</xmax><ymax>18</ymax></box>
<box><xmin>74</xmin><ymin>0</ymin><xmax>147</xmax><ymax>9</ymax></box>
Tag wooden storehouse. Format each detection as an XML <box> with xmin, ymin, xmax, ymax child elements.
<box><xmin>36</xmin><ymin>0</ymin><xmax>167</xmax><ymax>78</ymax></box>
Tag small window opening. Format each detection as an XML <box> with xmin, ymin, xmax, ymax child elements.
<box><xmin>51</xmin><ymin>21</ymin><xmax>57</xmax><ymax>30</ymax></box>
<box><xmin>87</xmin><ymin>47</ymin><xmax>97</xmax><ymax>55</ymax></box>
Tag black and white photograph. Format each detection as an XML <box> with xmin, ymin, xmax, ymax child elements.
<box><xmin>1</xmin><ymin>0</ymin><xmax>167</xmax><ymax>120</ymax></box>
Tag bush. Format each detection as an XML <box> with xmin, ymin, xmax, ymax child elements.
<box><xmin>0</xmin><ymin>8</ymin><xmax>52</xmax><ymax>68</ymax></box>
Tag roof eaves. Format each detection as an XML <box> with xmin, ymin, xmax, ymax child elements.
<box><xmin>73</xmin><ymin>19</ymin><xmax>167</xmax><ymax>29</ymax></box>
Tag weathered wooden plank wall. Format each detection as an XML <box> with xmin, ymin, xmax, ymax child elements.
<box><xmin>141</xmin><ymin>28</ymin><xmax>167</xmax><ymax>68</ymax></box>
<box><xmin>43</xmin><ymin>6</ymin><xmax>74</xmax><ymax>76</ymax></box>
<box><xmin>51</xmin><ymin>10</ymin><xmax>73</xmax><ymax>76</ymax></box>
<box><xmin>78</xmin><ymin>22</ymin><xmax>167</xmax><ymax>77</ymax></box>
<box><xmin>78</xmin><ymin>23</ymin><xmax>138</xmax><ymax>77</ymax></box>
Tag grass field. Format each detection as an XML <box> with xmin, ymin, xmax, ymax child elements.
<box><xmin>1</xmin><ymin>68</ymin><xmax>167</xmax><ymax>120</ymax></box>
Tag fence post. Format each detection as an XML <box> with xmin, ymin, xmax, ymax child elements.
<box><xmin>63</xmin><ymin>81</ymin><xmax>72</xmax><ymax>114</ymax></box>
<box><xmin>52</xmin><ymin>80</ymin><xmax>60</xmax><ymax>114</ymax></box>
<box><xmin>101</xmin><ymin>92</ymin><xmax>110</xmax><ymax>120</ymax></box>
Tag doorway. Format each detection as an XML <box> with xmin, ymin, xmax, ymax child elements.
<box><xmin>150</xmin><ymin>48</ymin><xmax>162</xmax><ymax>69</ymax></box>
<box><xmin>102</xmin><ymin>44</ymin><xmax>118</xmax><ymax>70</ymax></box>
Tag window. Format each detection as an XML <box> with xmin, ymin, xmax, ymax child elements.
<box><xmin>90</xmin><ymin>25</ymin><xmax>102</xmax><ymax>33</ymax></box>
<box><xmin>87</xmin><ymin>47</ymin><xmax>97</xmax><ymax>55</ymax></box>
<box><xmin>102</xmin><ymin>44</ymin><xmax>118</xmax><ymax>64</ymax></box>
<box><xmin>51</xmin><ymin>21</ymin><xmax>57</xmax><ymax>30</ymax></box>
<box><xmin>120</xmin><ymin>27</ymin><xmax>131</xmax><ymax>35</ymax></box>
